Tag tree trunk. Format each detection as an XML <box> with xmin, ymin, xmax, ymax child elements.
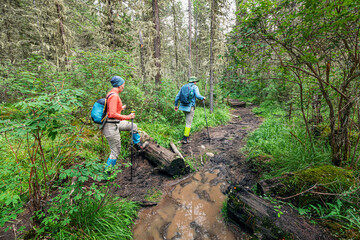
<box><xmin>316</xmin><ymin>75</ymin><xmax>340</xmax><ymax>166</ymax></box>
<box><xmin>312</xmin><ymin>94</ymin><xmax>323</xmax><ymax>124</ymax></box>
<box><xmin>139</xmin><ymin>31</ymin><xmax>146</xmax><ymax>87</ymax></box>
<box><xmin>152</xmin><ymin>0</ymin><xmax>161</xmax><ymax>86</ymax></box>
<box><xmin>209</xmin><ymin>0</ymin><xmax>215</xmax><ymax>113</ymax></box>
<box><xmin>141</xmin><ymin>141</ymin><xmax>189</xmax><ymax>176</ymax></box>
<box><xmin>298</xmin><ymin>78</ymin><xmax>313</xmax><ymax>149</ymax></box>
<box><xmin>55</xmin><ymin>2</ymin><xmax>68</xmax><ymax>66</ymax></box>
<box><xmin>188</xmin><ymin>0</ymin><xmax>192</xmax><ymax>77</ymax></box>
<box><xmin>107</xmin><ymin>0</ymin><xmax>115</xmax><ymax>47</ymax></box>
<box><xmin>172</xmin><ymin>0</ymin><xmax>178</xmax><ymax>74</ymax></box>
<box><xmin>194</xmin><ymin>13</ymin><xmax>198</xmax><ymax>77</ymax></box>
<box><xmin>227</xmin><ymin>187</ymin><xmax>336</xmax><ymax>240</ymax></box>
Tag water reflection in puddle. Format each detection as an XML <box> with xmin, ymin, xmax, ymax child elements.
<box><xmin>133</xmin><ymin>170</ymin><xmax>236</xmax><ymax>240</ymax></box>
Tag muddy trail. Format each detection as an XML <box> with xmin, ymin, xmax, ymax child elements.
<box><xmin>113</xmin><ymin>102</ymin><xmax>262</xmax><ymax>239</ymax></box>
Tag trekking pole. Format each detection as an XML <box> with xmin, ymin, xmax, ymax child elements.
<box><xmin>130</xmin><ymin>110</ymin><xmax>135</xmax><ymax>181</ymax></box>
<box><xmin>203</xmin><ymin>100</ymin><xmax>211</xmax><ymax>141</ymax></box>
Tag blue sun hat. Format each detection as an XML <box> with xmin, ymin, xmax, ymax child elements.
<box><xmin>111</xmin><ymin>76</ymin><xmax>125</xmax><ymax>87</ymax></box>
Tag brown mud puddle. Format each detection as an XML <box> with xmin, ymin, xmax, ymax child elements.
<box><xmin>133</xmin><ymin>170</ymin><xmax>236</xmax><ymax>240</ymax></box>
<box><xmin>131</xmin><ymin>104</ymin><xmax>262</xmax><ymax>240</ymax></box>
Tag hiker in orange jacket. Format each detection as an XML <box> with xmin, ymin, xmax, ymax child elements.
<box><xmin>102</xmin><ymin>76</ymin><xmax>148</xmax><ymax>168</ymax></box>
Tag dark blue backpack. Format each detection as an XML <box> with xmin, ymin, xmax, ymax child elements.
<box><xmin>179</xmin><ymin>84</ymin><xmax>194</xmax><ymax>104</ymax></box>
<box><xmin>91</xmin><ymin>93</ymin><xmax>115</xmax><ymax>124</ymax></box>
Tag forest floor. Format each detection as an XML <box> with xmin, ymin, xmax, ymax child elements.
<box><xmin>114</xmin><ymin>100</ymin><xmax>263</xmax><ymax>239</ymax></box>
<box><xmin>114</xmin><ymin>101</ymin><xmax>262</xmax><ymax>203</ymax></box>
<box><xmin>0</xmin><ymin>100</ymin><xmax>262</xmax><ymax>240</ymax></box>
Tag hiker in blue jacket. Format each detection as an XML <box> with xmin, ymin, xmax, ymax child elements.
<box><xmin>174</xmin><ymin>76</ymin><xmax>205</xmax><ymax>144</ymax></box>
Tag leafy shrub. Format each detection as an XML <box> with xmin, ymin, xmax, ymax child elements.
<box><xmin>36</xmin><ymin>162</ymin><xmax>139</xmax><ymax>240</ymax></box>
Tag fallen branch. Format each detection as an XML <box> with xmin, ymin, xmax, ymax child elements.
<box><xmin>276</xmin><ymin>184</ymin><xmax>317</xmax><ymax>200</ymax></box>
<box><xmin>170</xmin><ymin>141</ymin><xmax>184</xmax><ymax>160</ymax></box>
<box><xmin>276</xmin><ymin>181</ymin><xmax>338</xmax><ymax>200</ymax></box>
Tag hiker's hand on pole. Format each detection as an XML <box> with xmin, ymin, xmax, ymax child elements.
<box><xmin>203</xmin><ymin>97</ymin><xmax>206</xmax><ymax>101</ymax></box>
<box><xmin>129</xmin><ymin>113</ymin><xmax>135</xmax><ymax>119</ymax></box>
<box><xmin>174</xmin><ymin>106</ymin><xmax>178</xmax><ymax>112</ymax></box>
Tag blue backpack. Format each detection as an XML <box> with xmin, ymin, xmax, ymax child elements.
<box><xmin>179</xmin><ymin>84</ymin><xmax>194</xmax><ymax>104</ymax></box>
<box><xmin>91</xmin><ymin>93</ymin><xmax>115</xmax><ymax>124</ymax></box>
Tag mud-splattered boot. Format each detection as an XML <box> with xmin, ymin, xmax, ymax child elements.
<box><xmin>181</xmin><ymin>136</ymin><xmax>189</xmax><ymax>144</ymax></box>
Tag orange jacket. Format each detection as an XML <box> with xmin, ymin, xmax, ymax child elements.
<box><xmin>106</xmin><ymin>89</ymin><xmax>131</xmax><ymax>121</ymax></box>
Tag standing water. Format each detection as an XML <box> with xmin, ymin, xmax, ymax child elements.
<box><xmin>133</xmin><ymin>170</ymin><xmax>237</xmax><ymax>240</ymax></box>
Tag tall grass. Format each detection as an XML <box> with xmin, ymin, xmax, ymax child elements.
<box><xmin>141</xmin><ymin>104</ymin><xmax>230</xmax><ymax>147</ymax></box>
<box><xmin>245</xmin><ymin>101</ymin><xmax>360</xmax><ymax>237</ymax></box>
<box><xmin>51</xmin><ymin>196</ymin><xmax>139</xmax><ymax>240</ymax></box>
<box><xmin>245</xmin><ymin>101</ymin><xmax>332</xmax><ymax>178</ymax></box>
<box><xmin>73</xmin><ymin>197</ymin><xmax>139</xmax><ymax>240</ymax></box>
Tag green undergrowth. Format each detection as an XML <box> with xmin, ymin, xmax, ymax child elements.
<box><xmin>141</xmin><ymin>104</ymin><xmax>230</xmax><ymax>147</ymax></box>
<box><xmin>243</xmin><ymin>100</ymin><xmax>360</xmax><ymax>238</ymax></box>
<box><xmin>277</xmin><ymin>165</ymin><xmax>356</xmax><ymax>205</ymax></box>
<box><xmin>244</xmin><ymin>100</ymin><xmax>333</xmax><ymax>178</ymax></box>
<box><xmin>279</xmin><ymin>166</ymin><xmax>360</xmax><ymax>238</ymax></box>
<box><xmin>32</xmin><ymin>162</ymin><xmax>139</xmax><ymax>240</ymax></box>
<box><xmin>0</xmin><ymin>53</ymin><xmax>230</xmax><ymax>238</ymax></box>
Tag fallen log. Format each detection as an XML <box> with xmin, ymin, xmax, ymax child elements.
<box><xmin>226</xmin><ymin>98</ymin><xmax>246</xmax><ymax>108</ymax></box>
<box><xmin>227</xmin><ymin>187</ymin><xmax>336</xmax><ymax>240</ymax></box>
<box><xmin>140</xmin><ymin>141</ymin><xmax>189</xmax><ymax>176</ymax></box>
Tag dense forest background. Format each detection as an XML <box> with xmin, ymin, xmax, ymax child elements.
<box><xmin>1</xmin><ymin>0</ymin><xmax>359</xmax><ymax>239</ymax></box>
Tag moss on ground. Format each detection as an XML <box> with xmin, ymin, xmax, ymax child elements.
<box><xmin>278</xmin><ymin>165</ymin><xmax>356</xmax><ymax>206</ymax></box>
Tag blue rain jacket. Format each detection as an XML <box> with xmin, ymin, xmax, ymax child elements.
<box><xmin>174</xmin><ymin>83</ymin><xmax>205</xmax><ymax>112</ymax></box>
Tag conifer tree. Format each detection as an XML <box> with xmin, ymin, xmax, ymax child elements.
<box><xmin>153</xmin><ymin>0</ymin><xmax>162</xmax><ymax>86</ymax></box>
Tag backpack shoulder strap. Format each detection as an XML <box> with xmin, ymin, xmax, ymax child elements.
<box><xmin>104</xmin><ymin>92</ymin><xmax>116</xmax><ymax>116</ymax></box>
<box><xmin>106</xmin><ymin>92</ymin><xmax>116</xmax><ymax>99</ymax></box>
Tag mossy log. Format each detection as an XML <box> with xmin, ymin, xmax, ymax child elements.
<box><xmin>141</xmin><ymin>141</ymin><xmax>189</xmax><ymax>176</ymax></box>
<box><xmin>227</xmin><ymin>187</ymin><xmax>335</xmax><ymax>240</ymax></box>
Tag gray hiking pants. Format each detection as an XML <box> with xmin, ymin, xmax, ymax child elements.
<box><xmin>102</xmin><ymin>121</ymin><xmax>138</xmax><ymax>160</ymax></box>
<box><xmin>184</xmin><ymin>107</ymin><xmax>195</xmax><ymax>128</ymax></box>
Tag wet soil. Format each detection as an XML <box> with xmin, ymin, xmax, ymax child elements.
<box><xmin>114</xmin><ymin>103</ymin><xmax>263</xmax><ymax>239</ymax></box>
<box><xmin>115</xmin><ymin>104</ymin><xmax>262</xmax><ymax>203</ymax></box>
